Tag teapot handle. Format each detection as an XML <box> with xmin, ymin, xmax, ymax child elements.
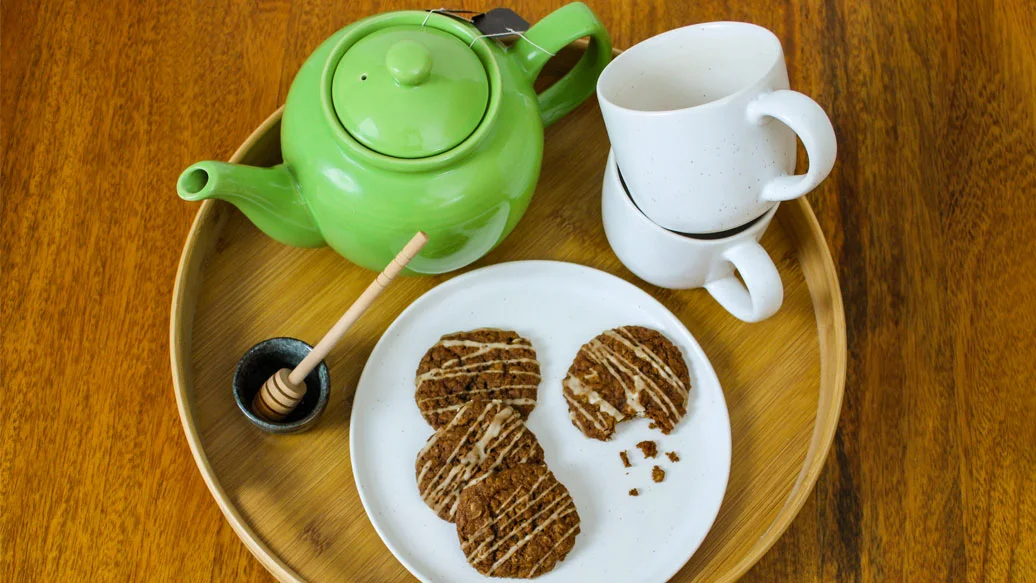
<box><xmin>511</xmin><ymin>2</ymin><xmax>611</xmax><ymax>127</ymax></box>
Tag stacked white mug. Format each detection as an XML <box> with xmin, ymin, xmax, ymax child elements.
<box><xmin>597</xmin><ymin>22</ymin><xmax>837</xmax><ymax>322</ymax></box>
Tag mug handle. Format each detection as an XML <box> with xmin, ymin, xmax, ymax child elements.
<box><xmin>510</xmin><ymin>2</ymin><xmax>612</xmax><ymax>127</ymax></box>
<box><xmin>704</xmin><ymin>240</ymin><xmax>784</xmax><ymax>323</ymax></box>
<box><xmin>746</xmin><ymin>90</ymin><xmax>837</xmax><ymax>202</ymax></box>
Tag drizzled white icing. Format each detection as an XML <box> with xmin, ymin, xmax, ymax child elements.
<box><xmin>416</xmin><ymin>401</ymin><xmax>540</xmax><ymax>521</ymax></box>
<box><xmin>415</xmin><ymin>359</ymin><xmax>539</xmax><ymax>384</ymax></box>
<box><xmin>417</xmin><ymin>405</ymin><xmax>493</xmax><ymax>486</ymax></box>
<box><xmin>416</xmin><ymin>333</ymin><xmax>541</xmax><ymax>424</ymax></box>
<box><xmin>417</xmin><ymin>385</ymin><xmax>537</xmax><ymax>402</ymax></box>
<box><xmin>421</xmin><ymin>397</ymin><xmax>536</xmax><ymax>416</ymax></box>
<box><xmin>439</xmin><ymin>339</ymin><xmax>530</xmax><ymax>349</ymax></box>
<box><xmin>564</xmin><ymin>390</ymin><xmax>607</xmax><ymax>432</ymax></box>
<box><xmin>607</xmin><ymin>328</ymin><xmax>688</xmax><ymax>400</ymax></box>
<box><xmin>629</xmin><ymin>376</ymin><xmax>647</xmax><ymax>414</ymax></box>
<box><xmin>462</xmin><ymin>408</ymin><xmax>512</xmax><ymax>464</ymax></box>
<box><xmin>460</xmin><ymin>467</ymin><xmax>579</xmax><ymax>577</ymax></box>
<box><xmin>563</xmin><ymin>376</ymin><xmax>625</xmax><ymax>421</ymax></box>
<box><xmin>563</xmin><ymin>327</ymin><xmax>690</xmax><ymax>438</ymax></box>
<box><xmin>527</xmin><ymin>523</ymin><xmax>580</xmax><ymax>577</ymax></box>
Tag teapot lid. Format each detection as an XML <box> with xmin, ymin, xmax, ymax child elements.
<box><xmin>331</xmin><ymin>25</ymin><xmax>489</xmax><ymax>159</ymax></box>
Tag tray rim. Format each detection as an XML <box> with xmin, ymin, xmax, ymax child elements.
<box><xmin>170</xmin><ymin>46</ymin><xmax>846</xmax><ymax>583</ymax></box>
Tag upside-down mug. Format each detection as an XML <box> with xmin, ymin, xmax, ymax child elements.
<box><xmin>597</xmin><ymin>21</ymin><xmax>836</xmax><ymax>234</ymax></box>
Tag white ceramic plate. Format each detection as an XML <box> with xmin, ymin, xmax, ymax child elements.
<box><xmin>351</xmin><ymin>261</ymin><xmax>731</xmax><ymax>583</ymax></box>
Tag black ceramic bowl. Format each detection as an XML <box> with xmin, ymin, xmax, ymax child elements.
<box><xmin>233</xmin><ymin>337</ymin><xmax>330</xmax><ymax>434</ymax></box>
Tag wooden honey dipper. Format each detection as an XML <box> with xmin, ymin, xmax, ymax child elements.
<box><xmin>252</xmin><ymin>231</ymin><xmax>429</xmax><ymax>422</ymax></box>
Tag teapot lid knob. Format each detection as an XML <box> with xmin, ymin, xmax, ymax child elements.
<box><xmin>386</xmin><ymin>40</ymin><xmax>433</xmax><ymax>86</ymax></box>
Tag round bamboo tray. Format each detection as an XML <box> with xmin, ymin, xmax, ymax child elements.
<box><xmin>170</xmin><ymin>42</ymin><xmax>846</xmax><ymax>583</ymax></box>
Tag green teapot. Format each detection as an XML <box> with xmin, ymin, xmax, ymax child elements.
<box><xmin>177</xmin><ymin>4</ymin><xmax>610</xmax><ymax>274</ymax></box>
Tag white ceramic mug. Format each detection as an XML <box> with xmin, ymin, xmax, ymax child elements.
<box><xmin>602</xmin><ymin>151</ymin><xmax>783</xmax><ymax>322</ymax></box>
<box><xmin>597</xmin><ymin>22</ymin><xmax>836</xmax><ymax>234</ymax></box>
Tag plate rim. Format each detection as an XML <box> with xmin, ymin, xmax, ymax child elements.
<box><xmin>348</xmin><ymin>259</ymin><xmax>732</xmax><ymax>583</ymax></box>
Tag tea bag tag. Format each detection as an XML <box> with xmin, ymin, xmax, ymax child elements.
<box><xmin>472</xmin><ymin>8</ymin><xmax>530</xmax><ymax>36</ymax></box>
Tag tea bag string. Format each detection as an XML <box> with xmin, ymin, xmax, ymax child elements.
<box><xmin>468</xmin><ymin>28</ymin><xmax>556</xmax><ymax>56</ymax></box>
<box><xmin>422</xmin><ymin>7</ymin><xmax>477</xmax><ymax>26</ymax></box>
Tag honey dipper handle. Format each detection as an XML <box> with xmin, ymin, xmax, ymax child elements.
<box><xmin>288</xmin><ymin>232</ymin><xmax>429</xmax><ymax>385</ymax></box>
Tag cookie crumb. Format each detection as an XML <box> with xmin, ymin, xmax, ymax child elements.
<box><xmin>619</xmin><ymin>450</ymin><xmax>632</xmax><ymax>468</ymax></box>
<box><xmin>636</xmin><ymin>440</ymin><xmax>658</xmax><ymax>459</ymax></box>
<box><xmin>666</xmin><ymin>451</ymin><xmax>680</xmax><ymax>463</ymax></box>
<box><xmin>648</xmin><ymin>421</ymin><xmax>659</xmax><ymax>430</ymax></box>
<box><xmin>652</xmin><ymin>465</ymin><xmax>665</xmax><ymax>483</ymax></box>
<box><xmin>628</xmin><ymin>488</ymin><xmax>639</xmax><ymax>497</ymax></box>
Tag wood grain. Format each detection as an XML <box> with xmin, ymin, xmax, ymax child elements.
<box><xmin>2</xmin><ymin>0</ymin><xmax>1034</xmax><ymax>582</ymax></box>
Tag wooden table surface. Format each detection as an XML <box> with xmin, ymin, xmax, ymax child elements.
<box><xmin>3</xmin><ymin>0</ymin><xmax>1034</xmax><ymax>580</ymax></box>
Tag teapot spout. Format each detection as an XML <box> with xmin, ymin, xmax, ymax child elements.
<box><xmin>177</xmin><ymin>161</ymin><xmax>324</xmax><ymax>248</ymax></box>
